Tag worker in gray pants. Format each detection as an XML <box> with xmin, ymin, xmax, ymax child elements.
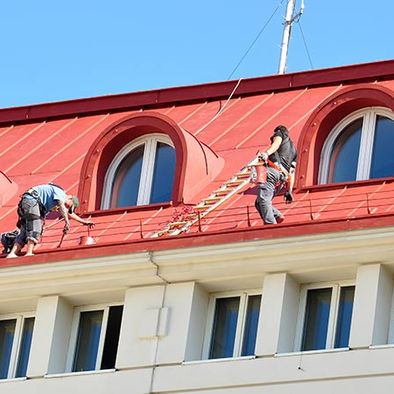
<box><xmin>255</xmin><ymin>125</ymin><xmax>297</xmax><ymax>225</ymax></box>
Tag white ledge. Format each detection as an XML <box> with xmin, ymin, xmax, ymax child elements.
<box><xmin>182</xmin><ymin>355</ymin><xmax>255</xmax><ymax>365</ymax></box>
<box><xmin>275</xmin><ymin>347</ymin><xmax>349</xmax><ymax>357</ymax></box>
<box><xmin>45</xmin><ymin>368</ymin><xmax>116</xmax><ymax>379</ymax></box>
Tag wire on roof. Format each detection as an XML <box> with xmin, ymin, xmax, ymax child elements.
<box><xmin>227</xmin><ymin>0</ymin><xmax>286</xmax><ymax>80</ymax></box>
<box><xmin>298</xmin><ymin>20</ymin><xmax>314</xmax><ymax>70</ymax></box>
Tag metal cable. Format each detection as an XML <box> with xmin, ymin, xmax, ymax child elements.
<box><xmin>298</xmin><ymin>20</ymin><xmax>314</xmax><ymax>70</ymax></box>
<box><xmin>227</xmin><ymin>0</ymin><xmax>286</xmax><ymax>80</ymax></box>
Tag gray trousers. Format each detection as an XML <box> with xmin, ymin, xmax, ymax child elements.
<box><xmin>255</xmin><ymin>167</ymin><xmax>283</xmax><ymax>225</ymax></box>
<box><xmin>16</xmin><ymin>196</ymin><xmax>44</xmax><ymax>245</ymax></box>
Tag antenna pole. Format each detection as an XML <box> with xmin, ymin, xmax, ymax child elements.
<box><xmin>278</xmin><ymin>0</ymin><xmax>297</xmax><ymax>74</ymax></box>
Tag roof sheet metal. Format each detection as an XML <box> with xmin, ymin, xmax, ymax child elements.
<box><xmin>1</xmin><ymin>61</ymin><xmax>394</xmax><ymax>258</ymax></box>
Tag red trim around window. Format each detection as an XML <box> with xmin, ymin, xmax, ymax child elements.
<box><xmin>296</xmin><ymin>84</ymin><xmax>394</xmax><ymax>188</ymax></box>
<box><xmin>78</xmin><ymin>112</ymin><xmax>223</xmax><ymax>212</ymax></box>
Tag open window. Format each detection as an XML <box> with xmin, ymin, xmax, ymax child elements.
<box><xmin>101</xmin><ymin>134</ymin><xmax>176</xmax><ymax>208</ymax></box>
<box><xmin>203</xmin><ymin>291</ymin><xmax>261</xmax><ymax>359</ymax></box>
<box><xmin>67</xmin><ymin>304</ymin><xmax>123</xmax><ymax>372</ymax></box>
<box><xmin>0</xmin><ymin>314</ymin><xmax>35</xmax><ymax>379</ymax></box>
<box><xmin>319</xmin><ymin>108</ymin><xmax>394</xmax><ymax>184</ymax></box>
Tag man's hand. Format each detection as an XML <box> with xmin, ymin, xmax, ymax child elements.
<box><xmin>63</xmin><ymin>222</ymin><xmax>70</xmax><ymax>234</ymax></box>
<box><xmin>258</xmin><ymin>151</ymin><xmax>269</xmax><ymax>162</ymax></box>
<box><xmin>284</xmin><ymin>191</ymin><xmax>293</xmax><ymax>204</ymax></box>
<box><xmin>83</xmin><ymin>220</ymin><xmax>95</xmax><ymax>229</ymax></box>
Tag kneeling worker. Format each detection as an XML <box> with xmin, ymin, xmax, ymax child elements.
<box><xmin>254</xmin><ymin>125</ymin><xmax>297</xmax><ymax>224</ymax></box>
<box><xmin>7</xmin><ymin>183</ymin><xmax>94</xmax><ymax>258</ymax></box>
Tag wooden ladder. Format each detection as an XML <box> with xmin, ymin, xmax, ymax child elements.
<box><xmin>152</xmin><ymin>156</ymin><xmax>260</xmax><ymax>237</ymax></box>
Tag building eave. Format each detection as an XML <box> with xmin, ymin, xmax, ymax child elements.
<box><xmin>3</xmin><ymin>213</ymin><xmax>394</xmax><ymax>270</ymax></box>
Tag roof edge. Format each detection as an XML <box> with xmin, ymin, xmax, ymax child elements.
<box><xmin>2</xmin><ymin>212</ymin><xmax>394</xmax><ymax>269</ymax></box>
<box><xmin>1</xmin><ymin>59</ymin><xmax>394</xmax><ymax>125</ymax></box>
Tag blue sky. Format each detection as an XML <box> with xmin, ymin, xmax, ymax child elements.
<box><xmin>1</xmin><ymin>1</ymin><xmax>393</xmax><ymax>108</ymax></box>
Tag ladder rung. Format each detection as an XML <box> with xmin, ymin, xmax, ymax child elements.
<box><xmin>194</xmin><ymin>205</ymin><xmax>208</xmax><ymax>210</ymax></box>
<box><xmin>168</xmin><ymin>221</ymin><xmax>188</xmax><ymax>228</ymax></box>
<box><xmin>205</xmin><ymin>196</ymin><xmax>222</xmax><ymax>202</ymax></box>
<box><xmin>215</xmin><ymin>190</ymin><xmax>230</xmax><ymax>196</ymax></box>
<box><xmin>226</xmin><ymin>180</ymin><xmax>243</xmax><ymax>186</ymax></box>
<box><xmin>235</xmin><ymin>172</ymin><xmax>250</xmax><ymax>179</ymax></box>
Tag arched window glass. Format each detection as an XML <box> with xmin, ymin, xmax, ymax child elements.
<box><xmin>328</xmin><ymin>119</ymin><xmax>362</xmax><ymax>183</ymax></box>
<box><xmin>370</xmin><ymin>116</ymin><xmax>394</xmax><ymax>179</ymax></box>
<box><xmin>111</xmin><ymin>145</ymin><xmax>144</xmax><ymax>208</ymax></box>
<box><xmin>102</xmin><ymin>134</ymin><xmax>176</xmax><ymax>208</ymax></box>
<box><xmin>319</xmin><ymin>108</ymin><xmax>394</xmax><ymax>184</ymax></box>
<box><xmin>150</xmin><ymin>142</ymin><xmax>176</xmax><ymax>204</ymax></box>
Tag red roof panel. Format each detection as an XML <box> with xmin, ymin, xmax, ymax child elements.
<box><xmin>1</xmin><ymin>60</ymin><xmax>394</xmax><ymax>260</ymax></box>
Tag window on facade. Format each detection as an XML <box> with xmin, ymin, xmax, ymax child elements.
<box><xmin>319</xmin><ymin>108</ymin><xmax>394</xmax><ymax>184</ymax></box>
<box><xmin>102</xmin><ymin>134</ymin><xmax>176</xmax><ymax>208</ymax></box>
<box><xmin>205</xmin><ymin>292</ymin><xmax>261</xmax><ymax>359</ymax></box>
<box><xmin>0</xmin><ymin>315</ymin><xmax>34</xmax><ymax>379</ymax></box>
<box><xmin>298</xmin><ymin>284</ymin><xmax>354</xmax><ymax>351</ymax></box>
<box><xmin>69</xmin><ymin>305</ymin><xmax>123</xmax><ymax>372</ymax></box>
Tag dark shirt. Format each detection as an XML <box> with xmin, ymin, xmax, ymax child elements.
<box><xmin>269</xmin><ymin>129</ymin><xmax>297</xmax><ymax>172</ymax></box>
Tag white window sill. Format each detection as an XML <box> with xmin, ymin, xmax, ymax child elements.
<box><xmin>183</xmin><ymin>355</ymin><xmax>256</xmax><ymax>365</ymax></box>
<box><xmin>0</xmin><ymin>377</ymin><xmax>27</xmax><ymax>383</ymax></box>
<box><xmin>275</xmin><ymin>347</ymin><xmax>349</xmax><ymax>357</ymax></box>
<box><xmin>369</xmin><ymin>344</ymin><xmax>394</xmax><ymax>350</ymax></box>
<box><xmin>45</xmin><ymin>369</ymin><xmax>116</xmax><ymax>379</ymax></box>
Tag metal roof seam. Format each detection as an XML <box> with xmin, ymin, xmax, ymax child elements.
<box><xmin>31</xmin><ymin>114</ymin><xmax>110</xmax><ymax>175</ymax></box>
<box><xmin>209</xmin><ymin>93</ymin><xmax>275</xmax><ymax>146</ymax></box>
<box><xmin>235</xmin><ymin>88</ymin><xmax>308</xmax><ymax>149</ymax></box>
<box><xmin>193</xmin><ymin>78</ymin><xmax>242</xmax><ymax>135</ymax></box>
<box><xmin>1</xmin><ymin>122</ymin><xmax>46</xmax><ymax>160</ymax></box>
<box><xmin>4</xmin><ymin>117</ymin><xmax>79</xmax><ymax>174</ymax></box>
<box><xmin>0</xmin><ymin>125</ymin><xmax>14</xmax><ymax>139</ymax></box>
<box><xmin>179</xmin><ymin>101</ymin><xmax>208</xmax><ymax>125</ymax></box>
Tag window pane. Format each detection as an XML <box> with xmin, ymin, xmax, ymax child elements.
<box><xmin>334</xmin><ymin>286</ymin><xmax>355</xmax><ymax>348</ymax></box>
<box><xmin>209</xmin><ymin>297</ymin><xmax>240</xmax><ymax>359</ymax></box>
<box><xmin>328</xmin><ymin>119</ymin><xmax>362</xmax><ymax>183</ymax></box>
<box><xmin>15</xmin><ymin>318</ymin><xmax>35</xmax><ymax>378</ymax></box>
<box><xmin>241</xmin><ymin>295</ymin><xmax>261</xmax><ymax>356</ymax></box>
<box><xmin>370</xmin><ymin>116</ymin><xmax>394</xmax><ymax>179</ymax></box>
<box><xmin>111</xmin><ymin>145</ymin><xmax>144</xmax><ymax>208</ymax></box>
<box><xmin>73</xmin><ymin>310</ymin><xmax>103</xmax><ymax>372</ymax></box>
<box><xmin>0</xmin><ymin>319</ymin><xmax>16</xmax><ymax>379</ymax></box>
<box><xmin>100</xmin><ymin>306</ymin><xmax>123</xmax><ymax>370</ymax></box>
<box><xmin>150</xmin><ymin>143</ymin><xmax>176</xmax><ymax>204</ymax></box>
<box><xmin>301</xmin><ymin>288</ymin><xmax>332</xmax><ymax>351</ymax></box>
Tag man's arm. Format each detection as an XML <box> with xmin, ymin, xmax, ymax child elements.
<box><xmin>57</xmin><ymin>201</ymin><xmax>71</xmax><ymax>233</ymax></box>
<box><xmin>69</xmin><ymin>212</ymin><xmax>94</xmax><ymax>227</ymax></box>
<box><xmin>259</xmin><ymin>136</ymin><xmax>282</xmax><ymax>161</ymax></box>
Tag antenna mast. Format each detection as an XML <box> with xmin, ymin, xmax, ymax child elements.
<box><xmin>278</xmin><ymin>0</ymin><xmax>304</xmax><ymax>74</ymax></box>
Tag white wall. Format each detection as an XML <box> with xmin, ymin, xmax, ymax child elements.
<box><xmin>27</xmin><ymin>296</ymin><xmax>73</xmax><ymax>377</ymax></box>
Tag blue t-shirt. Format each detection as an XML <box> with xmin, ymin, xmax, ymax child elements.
<box><xmin>30</xmin><ymin>184</ymin><xmax>66</xmax><ymax>213</ymax></box>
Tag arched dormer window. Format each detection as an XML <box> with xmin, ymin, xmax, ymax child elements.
<box><xmin>101</xmin><ymin>134</ymin><xmax>176</xmax><ymax>208</ymax></box>
<box><xmin>78</xmin><ymin>112</ymin><xmax>223</xmax><ymax>213</ymax></box>
<box><xmin>319</xmin><ymin>107</ymin><xmax>394</xmax><ymax>184</ymax></box>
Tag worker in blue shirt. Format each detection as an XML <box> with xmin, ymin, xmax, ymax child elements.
<box><xmin>7</xmin><ymin>184</ymin><xmax>94</xmax><ymax>258</ymax></box>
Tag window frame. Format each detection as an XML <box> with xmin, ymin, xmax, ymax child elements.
<box><xmin>319</xmin><ymin>107</ymin><xmax>394</xmax><ymax>184</ymax></box>
<box><xmin>66</xmin><ymin>303</ymin><xmax>123</xmax><ymax>373</ymax></box>
<box><xmin>294</xmin><ymin>280</ymin><xmax>354</xmax><ymax>352</ymax></box>
<box><xmin>202</xmin><ymin>290</ymin><xmax>261</xmax><ymax>360</ymax></box>
<box><xmin>0</xmin><ymin>312</ymin><xmax>35</xmax><ymax>380</ymax></box>
<box><xmin>101</xmin><ymin>134</ymin><xmax>175</xmax><ymax>209</ymax></box>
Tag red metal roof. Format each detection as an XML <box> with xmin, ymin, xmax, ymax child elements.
<box><xmin>2</xmin><ymin>59</ymin><xmax>394</xmax><ymax>262</ymax></box>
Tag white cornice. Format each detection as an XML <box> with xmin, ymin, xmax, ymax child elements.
<box><xmin>0</xmin><ymin>226</ymin><xmax>394</xmax><ymax>307</ymax></box>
